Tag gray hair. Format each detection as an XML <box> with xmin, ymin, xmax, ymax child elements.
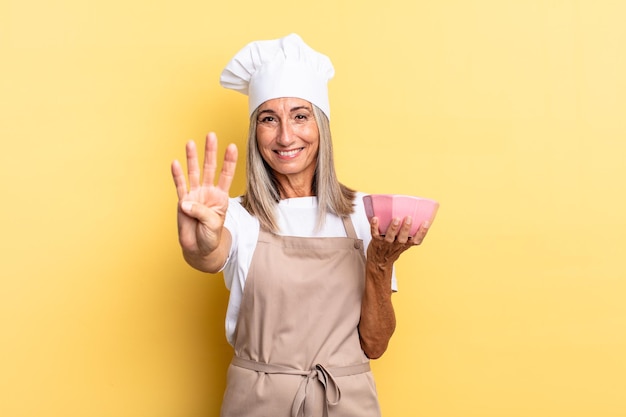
<box><xmin>241</xmin><ymin>104</ymin><xmax>355</xmax><ymax>233</ymax></box>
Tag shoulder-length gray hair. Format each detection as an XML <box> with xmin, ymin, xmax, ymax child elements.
<box><xmin>241</xmin><ymin>104</ymin><xmax>355</xmax><ymax>233</ymax></box>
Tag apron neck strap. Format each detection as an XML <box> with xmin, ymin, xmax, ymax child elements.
<box><xmin>341</xmin><ymin>216</ymin><xmax>358</xmax><ymax>240</ymax></box>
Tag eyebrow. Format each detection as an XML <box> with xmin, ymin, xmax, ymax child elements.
<box><xmin>257</xmin><ymin>105</ymin><xmax>312</xmax><ymax>116</ymax></box>
<box><xmin>289</xmin><ymin>105</ymin><xmax>312</xmax><ymax>113</ymax></box>
<box><xmin>257</xmin><ymin>109</ymin><xmax>276</xmax><ymax>116</ymax></box>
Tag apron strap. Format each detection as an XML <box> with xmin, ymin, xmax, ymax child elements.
<box><xmin>341</xmin><ymin>216</ymin><xmax>366</xmax><ymax>255</ymax></box>
<box><xmin>341</xmin><ymin>215</ymin><xmax>358</xmax><ymax>239</ymax></box>
<box><xmin>231</xmin><ymin>356</ymin><xmax>371</xmax><ymax>417</ymax></box>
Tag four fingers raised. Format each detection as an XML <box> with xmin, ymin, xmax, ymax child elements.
<box><xmin>171</xmin><ymin>132</ymin><xmax>238</xmax><ymax>199</ymax></box>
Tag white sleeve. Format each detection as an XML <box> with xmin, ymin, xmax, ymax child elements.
<box><xmin>222</xmin><ymin>198</ymin><xmax>260</xmax><ymax>290</ymax></box>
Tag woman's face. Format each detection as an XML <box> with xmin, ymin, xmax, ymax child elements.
<box><xmin>256</xmin><ymin>97</ymin><xmax>320</xmax><ymax>186</ymax></box>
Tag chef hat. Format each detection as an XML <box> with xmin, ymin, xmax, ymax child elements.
<box><xmin>220</xmin><ymin>33</ymin><xmax>335</xmax><ymax>119</ymax></box>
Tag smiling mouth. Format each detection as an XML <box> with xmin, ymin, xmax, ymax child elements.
<box><xmin>275</xmin><ymin>148</ymin><xmax>304</xmax><ymax>157</ymax></box>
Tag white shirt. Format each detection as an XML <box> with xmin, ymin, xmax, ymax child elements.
<box><xmin>221</xmin><ymin>192</ymin><xmax>397</xmax><ymax>345</ymax></box>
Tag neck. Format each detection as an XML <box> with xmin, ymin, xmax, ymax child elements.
<box><xmin>279</xmin><ymin>184</ymin><xmax>315</xmax><ymax>199</ymax></box>
<box><xmin>275</xmin><ymin>174</ymin><xmax>315</xmax><ymax>199</ymax></box>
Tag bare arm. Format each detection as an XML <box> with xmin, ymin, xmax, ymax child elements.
<box><xmin>171</xmin><ymin>132</ymin><xmax>238</xmax><ymax>273</ymax></box>
<box><xmin>358</xmin><ymin>216</ymin><xmax>430</xmax><ymax>359</ymax></box>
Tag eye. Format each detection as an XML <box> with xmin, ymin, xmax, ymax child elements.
<box><xmin>259</xmin><ymin>116</ymin><xmax>275</xmax><ymax>123</ymax></box>
<box><xmin>294</xmin><ymin>114</ymin><xmax>308</xmax><ymax>121</ymax></box>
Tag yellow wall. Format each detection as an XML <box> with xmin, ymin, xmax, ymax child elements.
<box><xmin>2</xmin><ymin>1</ymin><xmax>625</xmax><ymax>416</ymax></box>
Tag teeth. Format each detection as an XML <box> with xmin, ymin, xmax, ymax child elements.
<box><xmin>278</xmin><ymin>149</ymin><xmax>301</xmax><ymax>156</ymax></box>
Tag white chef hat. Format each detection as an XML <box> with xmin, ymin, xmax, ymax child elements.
<box><xmin>220</xmin><ymin>33</ymin><xmax>335</xmax><ymax>119</ymax></box>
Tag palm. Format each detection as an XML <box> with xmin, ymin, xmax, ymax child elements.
<box><xmin>172</xmin><ymin>133</ymin><xmax>238</xmax><ymax>255</ymax></box>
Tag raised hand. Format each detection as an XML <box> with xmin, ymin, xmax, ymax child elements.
<box><xmin>171</xmin><ymin>132</ymin><xmax>238</xmax><ymax>271</ymax></box>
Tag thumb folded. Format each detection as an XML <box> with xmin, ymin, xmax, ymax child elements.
<box><xmin>181</xmin><ymin>201</ymin><xmax>208</xmax><ymax>221</ymax></box>
<box><xmin>181</xmin><ymin>201</ymin><xmax>194</xmax><ymax>213</ymax></box>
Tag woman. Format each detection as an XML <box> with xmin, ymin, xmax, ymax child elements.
<box><xmin>171</xmin><ymin>34</ymin><xmax>430</xmax><ymax>417</ymax></box>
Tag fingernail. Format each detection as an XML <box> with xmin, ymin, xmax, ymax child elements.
<box><xmin>393</xmin><ymin>218</ymin><xmax>400</xmax><ymax>226</ymax></box>
<box><xmin>181</xmin><ymin>201</ymin><xmax>193</xmax><ymax>212</ymax></box>
<box><xmin>422</xmin><ymin>220</ymin><xmax>431</xmax><ymax>228</ymax></box>
<box><xmin>405</xmin><ymin>216</ymin><xmax>412</xmax><ymax>225</ymax></box>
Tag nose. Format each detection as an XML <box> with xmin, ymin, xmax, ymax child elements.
<box><xmin>276</xmin><ymin>120</ymin><xmax>295</xmax><ymax>146</ymax></box>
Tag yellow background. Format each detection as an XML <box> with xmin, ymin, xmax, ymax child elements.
<box><xmin>2</xmin><ymin>0</ymin><xmax>625</xmax><ymax>416</ymax></box>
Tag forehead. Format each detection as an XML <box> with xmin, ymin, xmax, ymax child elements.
<box><xmin>257</xmin><ymin>97</ymin><xmax>312</xmax><ymax>112</ymax></box>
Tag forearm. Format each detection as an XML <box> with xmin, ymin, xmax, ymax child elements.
<box><xmin>358</xmin><ymin>260</ymin><xmax>396</xmax><ymax>359</ymax></box>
